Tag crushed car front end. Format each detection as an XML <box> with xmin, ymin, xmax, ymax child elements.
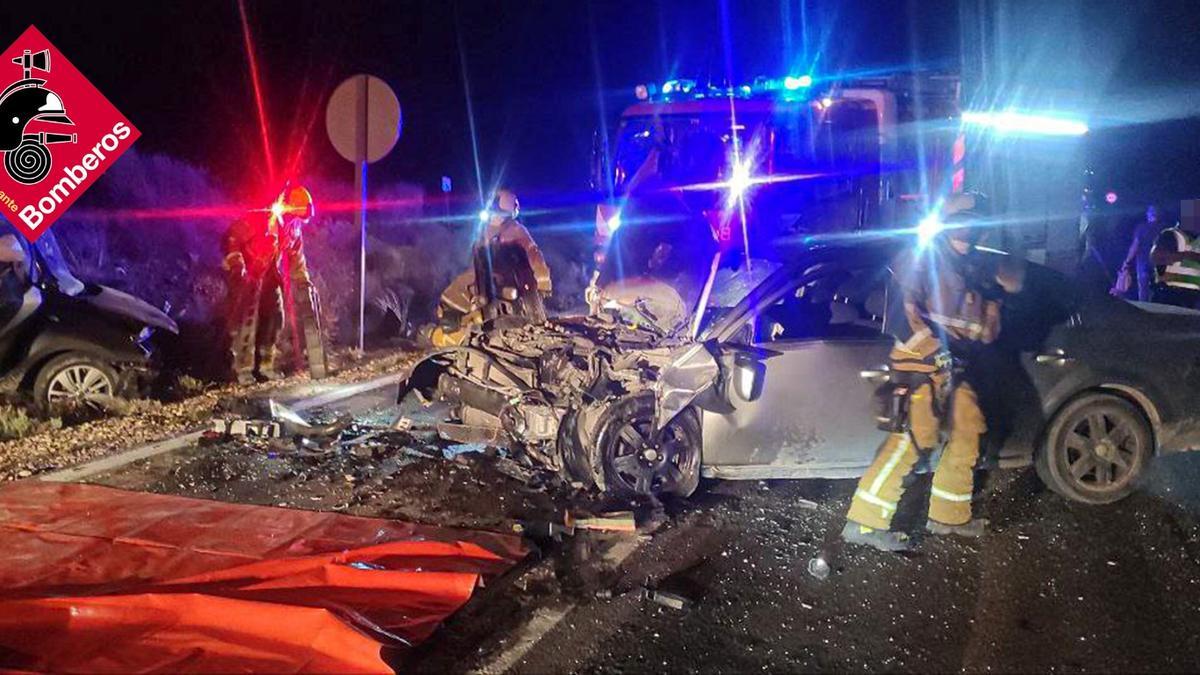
<box><xmin>399</xmin><ymin>314</ymin><xmax>708</xmax><ymax>496</ymax></box>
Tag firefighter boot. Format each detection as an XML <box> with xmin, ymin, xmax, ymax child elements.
<box><xmin>255</xmin><ymin>345</ymin><xmax>284</xmax><ymax>382</ymax></box>
<box><xmin>841</xmin><ymin>522</ymin><xmax>912</xmax><ymax>552</ymax></box>
<box><xmin>927</xmin><ymin>518</ymin><xmax>989</xmax><ymax>538</ymax></box>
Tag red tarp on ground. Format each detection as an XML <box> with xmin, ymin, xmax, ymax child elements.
<box><xmin>0</xmin><ymin>481</ymin><xmax>526</xmax><ymax>673</ymax></box>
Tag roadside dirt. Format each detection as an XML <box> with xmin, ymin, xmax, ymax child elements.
<box><xmin>0</xmin><ymin>350</ymin><xmax>414</xmax><ymax>481</ymax></box>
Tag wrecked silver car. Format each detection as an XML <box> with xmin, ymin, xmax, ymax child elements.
<box><xmin>402</xmin><ymin>238</ymin><xmax>1200</xmax><ymax>504</ymax></box>
<box><xmin>399</xmin><ymin>241</ymin><xmax>894</xmax><ymax>499</ymax></box>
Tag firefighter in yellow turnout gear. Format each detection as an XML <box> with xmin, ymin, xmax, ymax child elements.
<box><xmin>843</xmin><ymin>195</ymin><xmax>1024</xmax><ymax>552</ymax></box>
<box><xmin>432</xmin><ymin>189</ymin><xmax>552</xmax><ymax>346</ymax></box>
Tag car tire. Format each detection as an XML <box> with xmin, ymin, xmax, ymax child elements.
<box><xmin>33</xmin><ymin>353</ymin><xmax>119</xmax><ymax>415</ymax></box>
<box><xmin>595</xmin><ymin>393</ymin><xmax>701</xmax><ymax>500</ymax></box>
<box><xmin>1035</xmin><ymin>393</ymin><xmax>1152</xmax><ymax>504</ymax></box>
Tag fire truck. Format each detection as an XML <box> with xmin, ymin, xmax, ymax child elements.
<box><xmin>590</xmin><ymin>72</ymin><xmax>965</xmax><ymax>257</ymax></box>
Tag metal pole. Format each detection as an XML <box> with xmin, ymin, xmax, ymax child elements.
<box><xmin>357</xmin><ymin>159</ymin><xmax>366</xmax><ymax>352</ymax></box>
<box><xmin>356</xmin><ymin>75</ymin><xmax>369</xmax><ymax>353</ymax></box>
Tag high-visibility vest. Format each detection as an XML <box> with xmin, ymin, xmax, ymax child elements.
<box><xmin>1160</xmin><ymin>228</ymin><xmax>1200</xmax><ymax>290</ymax></box>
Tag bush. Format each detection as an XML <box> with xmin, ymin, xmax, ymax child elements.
<box><xmin>0</xmin><ymin>405</ymin><xmax>60</xmax><ymax>440</ymax></box>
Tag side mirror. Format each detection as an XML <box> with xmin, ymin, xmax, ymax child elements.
<box><xmin>731</xmin><ymin>353</ymin><xmax>766</xmax><ymax>403</ymax></box>
<box><xmin>859</xmin><ymin>366</ymin><xmax>892</xmax><ymax>385</ymax></box>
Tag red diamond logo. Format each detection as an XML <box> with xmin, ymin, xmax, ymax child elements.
<box><xmin>0</xmin><ymin>26</ymin><xmax>140</xmax><ymax>241</ymax></box>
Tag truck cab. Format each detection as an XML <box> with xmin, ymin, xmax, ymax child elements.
<box><xmin>592</xmin><ymin>73</ymin><xmax>963</xmax><ymax>257</ymax></box>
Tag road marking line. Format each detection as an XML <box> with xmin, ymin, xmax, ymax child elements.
<box><xmin>39</xmin><ymin>372</ymin><xmax>405</xmax><ymax>483</ymax></box>
<box><xmin>473</xmin><ymin>536</ymin><xmax>643</xmax><ymax>674</ymax></box>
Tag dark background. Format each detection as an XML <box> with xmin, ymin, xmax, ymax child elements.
<box><xmin>0</xmin><ymin>0</ymin><xmax>1198</xmax><ymax>210</ymax></box>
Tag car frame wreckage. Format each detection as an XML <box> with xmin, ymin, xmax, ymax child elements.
<box><xmin>400</xmin><ymin>235</ymin><xmax>1200</xmax><ymax>505</ymax></box>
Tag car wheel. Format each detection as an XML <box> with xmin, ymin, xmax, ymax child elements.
<box><xmin>596</xmin><ymin>393</ymin><xmax>701</xmax><ymax>499</ymax></box>
<box><xmin>34</xmin><ymin>353</ymin><xmax>119</xmax><ymax>415</ymax></box>
<box><xmin>1036</xmin><ymin>393</ymin><xmax>1152</xmax><ymax>504</ymax></box>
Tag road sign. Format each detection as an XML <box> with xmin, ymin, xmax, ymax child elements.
<box><xmin>325</xmin><ymin>74</ymin><xmax>401</xmax><ymax>351</ymax></box>
<box><xmin>325</xmin><ymin>75</ymin><xmax>401</xmax><ymax>164</ymax></box>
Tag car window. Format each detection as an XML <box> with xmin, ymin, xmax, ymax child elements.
<box><xmin>726</xmin><ymin>264</ymin><xmax>890</xmax><ymax>345</ymax></box>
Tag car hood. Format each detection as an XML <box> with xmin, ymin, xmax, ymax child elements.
<box><xmin>84</xmin><ymin>285</ymin><xmax>179</xmax><ymax>334</ymax></box>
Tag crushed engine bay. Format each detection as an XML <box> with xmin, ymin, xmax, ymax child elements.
<box><xmin>401</xmin><ymin>313</ymin><xmax>691</xmax><ymax>490</ymax></box>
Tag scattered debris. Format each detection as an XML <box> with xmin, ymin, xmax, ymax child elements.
<box><xmin>437</xmin><ymin>423</ymin><xmax>506</xmax><ymax>446</ymax></box>
<box><xmin>210</xmin><ymin>419</ymin><xmax>284</xmax><ymax>438</ymax></box>
<box><xmin>640</xmin><ymin>587</ymin><xmax>692</xmax><ymax>611</ymax></box>
<box><xmin>571</xmin><ymin>511</ymin><xmax>638</xmax><ymax>533</ymax></box>
<box><xmin>807</xmin><ymin>553</ymin><xmax>831</xmax><ymax>581</ymax></box>
<box><xmin>494</xmin><ymin>456</ymin><xmax>540</xmax><ymax>483</ymax></box>
<box><xmin>513</xmin><ymin>519</ymin><xmax>575</xmax><ymax>540</ymax></box>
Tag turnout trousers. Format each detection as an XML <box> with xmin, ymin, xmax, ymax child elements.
<box><xmin>846</xmin><ymin>375</ymin><xmax>986</xmax><ymax>530</ymax></box>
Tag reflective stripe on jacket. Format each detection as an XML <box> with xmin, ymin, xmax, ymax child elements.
<box><xmin>1161</xmin><ymin>228</ymin><xmax>1200</xmax><ymax>290</ymax></box>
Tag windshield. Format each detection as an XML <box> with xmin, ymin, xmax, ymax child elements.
<box><xmin>612</xmin><ymin>108</ymin><xmax>822</xmax><ymax>192</ymax></box>
<box><xmin>613</xmin><ymin>114</ymin><xmax>759</xmax><ymax>191</ymax></box>
<box><xmin>35</xmin><ymin>231</ymin><xmax>85</xmax><ymax>296</ymax></box>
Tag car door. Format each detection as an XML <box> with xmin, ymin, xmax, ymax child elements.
<box><xmin>701</xmin><ymin>264</ymin><xmax>893</xmax><ymax>479</ymax></box>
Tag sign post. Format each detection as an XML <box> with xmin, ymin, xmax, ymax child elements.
<box><xmin>325</xmin><ymin>74</ymin><xmax>401</xmax><ymax>351</ymax></box>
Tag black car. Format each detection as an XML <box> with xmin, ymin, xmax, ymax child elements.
<box><xmin>0</xmin><ymin>230</ymin><xmax>177</xmax><ymax>411</ymax></box>
<box><xmin>402</xmin><ymin>239</ymin><xmax>1197</xmax><ymax>504</ymax></box>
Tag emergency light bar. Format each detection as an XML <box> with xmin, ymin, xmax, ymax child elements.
<box><xmin>633</xmin><ymin>73</ymin><xmax>818</xmax><ymax>103</ymax></box>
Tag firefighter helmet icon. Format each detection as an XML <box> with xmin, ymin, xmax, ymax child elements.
<box><xmin>0</xmin><ymin>49</ymin><xmax>77</xmax><ymax>185</ymax></box>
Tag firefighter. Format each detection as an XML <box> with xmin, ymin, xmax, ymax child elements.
<box><xmin>432</xmin><ymin>189</ymin><xmax>551</xmax><ymax>346</ymax></box>
<box><xmin>1148</xmin><ymin>201</ymin><xmax>1200</xmax><ymax>309</ymax></box>
<box><xmin>842</xmin><ymin>194</ymin><xmax>1024</xmax><ymax>552</ymax></box>
<box><xmin>223</xmin><ymin>184</ymin><xmax>325</xmax><ymax>384</ymax></box>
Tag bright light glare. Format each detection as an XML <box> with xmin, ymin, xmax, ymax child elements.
<box><xmin>784</xmin><ymin>74</ymin><xmax>813</xmax><ymax>90</ymax></box>
<box><xmin>1105</xmin><ymin>191</ymin><xmax>1118</xmax><ymax>204</ymax></box>
<box><xmin>917</xmin><ymin>213</ymin><xmax>944</xmax><ymax>246</ymax></box>
<box><xmin>270</xmin><ymin>201</ymin><xmax>285</xmax><ymax>219</ymax></box>
<box><xmin>478</xmin><ymin>209</ymin><xmax>490</xmax><ymax>222</ymax></box>
<box><xmin>729</xmin><ymin>162</ymin><xmax>753</xmax><ymax>198</ymax></box>
<box><xmin>607</xmin><ymin>213</ymin><xmax>622</xmax><ymax>230</ymax></box>
<box><xmin>962</xmin><ymin>110</ymin><xmax>1088</xmax><ymax>136</ymax></box>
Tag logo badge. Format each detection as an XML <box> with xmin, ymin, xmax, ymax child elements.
<box><xmin>0</xmin><ymin>26</ymin><xmax>139</xmax><ymax>241</ymax></box>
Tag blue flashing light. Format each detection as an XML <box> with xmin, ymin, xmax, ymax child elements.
<box><xmin>608</xmin><ymin>213</ymin><xmax>622</xmax><ymax>231</ymax></box>
<box><xmin>784</xmin><ymin>74</ymin><xmax>813</xmax><ymax>90</ymax></box>
<box><xmin>478</xmin><ymin>209</ymin><xmax>489</xmax><ymax>222</ymax></box>
<box><xmin>660</xmin><ymin>79</ymin><xmax>696</xmax><ymax>97</ymax></box>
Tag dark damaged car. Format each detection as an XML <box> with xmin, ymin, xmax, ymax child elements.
<box><xmin>0</xmin><ymin>228</ymin><xmax>178</xmax><ymax>412</ymax></box>
<box><xmin>400</xmin><ymin>240</ymin><xmax>1200</xmax><ymax>505</ymax></box>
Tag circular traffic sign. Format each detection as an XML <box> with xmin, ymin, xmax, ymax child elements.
<box><xmin>325</xmin><ymin>74</ymin><xmax>401</xmax><ymax>164</ymax></box>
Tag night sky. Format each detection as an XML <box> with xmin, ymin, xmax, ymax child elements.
<box><xmin>1</xmin><ymin>0</ymin><xmax>1198</xmax><ymax>209</ymax></box>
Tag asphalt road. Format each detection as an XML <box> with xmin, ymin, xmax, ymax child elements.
<box><xmin>81</xmin><ymin>384</ymin><xmax>1200</xmax><ymax>673</ymax></box>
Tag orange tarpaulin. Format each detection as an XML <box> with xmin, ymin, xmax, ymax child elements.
<box><xmin>0</xmin><ymin>481</ymin><xmax>526</xmax><ymax>673</ymax></box>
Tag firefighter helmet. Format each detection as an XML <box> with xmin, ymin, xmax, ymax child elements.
<box><xmin>275</xmin><ymin>185</ymin><xmax>315</xmax><ymax>223</ymax></box>
<box><xmin>491</xmin><ymin>189</ymin><xmax>520</xmax><ymax>219</ymax></box>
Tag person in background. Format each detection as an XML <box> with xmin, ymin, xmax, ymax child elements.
<box><xmin>1144</xmin><ymin>200</ymin><xmax>1200</xmax><ymax>309</ymax></box>
<box><xmin>1113</xmin><ymin>204</ymin><xmax>1166</xmax><ymax>302</ymax></box>
<box><xmin>432</xmin><ymin>189</ymin><xmax>551</xmax><ymax>346</ymax></box>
